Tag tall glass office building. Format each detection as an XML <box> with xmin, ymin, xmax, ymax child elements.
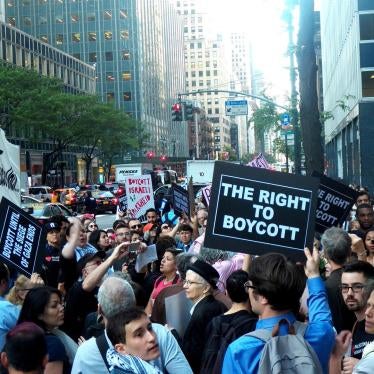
<box><xmin>5</xmin><ymin>0</ymin><xmax>188</xmax><ymax>157</ymax></box>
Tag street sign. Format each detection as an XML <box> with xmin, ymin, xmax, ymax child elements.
<box><xmin>281</xmin><ymin>113</ymin><xmax>290</xmax><ymax>126</ymax></box>
<box><xmin>225</xmin><ymin>100</ymin><xmax>248</xmax><ymax>116</ymax></box>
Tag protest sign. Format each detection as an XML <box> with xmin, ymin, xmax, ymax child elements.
<box><xmin>0</xmin><ymin>197</ymin><xmax>46</xmax><ymax>277</ymax></box>
<box><xmin>125</xmin><ymin>175</ymin><xmax>155</xmax><ymax>219</ymax></box>
<box><xmin>312</xmin><ymin>172</ymin><xmax>359</xmax><ymax>233</ymax></box>
<box><xmin>117</xmin><ymin>194</ymin><xmax>128</xmax><ymax>212</ymax></box>
<box><xmin>0</xmin><ymin>129</ymin><xmax>21</xmax><ymax>206</ymax></box>
<box><xmin>204</xmin><ymin>162</ymin><xmax>319</xmax><ymax>260</ymax></box>
<box><xmin>172</xmin><ymin>184</ymin><xmax>190</xmax><ymax>216</ymax></box>
<box><xmin>202</xmin><ymin>185</ymin><xmax>211</xmax><ymax>207</ymax></box>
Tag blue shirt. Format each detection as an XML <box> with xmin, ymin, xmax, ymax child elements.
<box><xmin>222</xmin><ymin>277</ymin><xmax>335</xmax><ymax>374</ymax></box>
<box><xmin>0</xmin><ymin>296</ymin><xmax>20</xmax><ymax>351</ymax></box>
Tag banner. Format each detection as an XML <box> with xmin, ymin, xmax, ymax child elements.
<box><xmin>125</xmin><ymin>175</ymin><xmax>155</xmax><ymax>219</ymax></box>
<box><xmin>117</xmin><ymin>194</ymin><xmax>128</xmax><ymax>213</ymax></box>
<box><xmin>172</xmin><ymin>184</ymin><xmax>190</xmax><ymax>216</ymax></box>
<box><xmin>0</xmin><ymin>197</ymin><xmax>46</xmax><ymax>277</ymax></box>
<box><xmin>247</xmin><ymin>153</ymin><xmax>271</xmax><ymax>170</ymax></box>
<box><xmin>312</xmin><ymin>172</ymin><xmax>359</xmax><ymax>233</ymax></box>
<box><xmin>204</xmin><ymin>162</ymin><xmax>319</xmax><ymax>260</ymax></box>
<box><xmin>0</xmin><ymin>129</ymin><xmax>21</xmax><ymax>206</ymax></box>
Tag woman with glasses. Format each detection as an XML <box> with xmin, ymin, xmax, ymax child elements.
<box><xmin>180</xmin><ymin>259</ymin><xmax>227</xmax><ymax>373</ymax></box>
<box><xmin>18</xmin><ymin>286</ymin><xmax>78</xmax><ymax>374</ymax></box>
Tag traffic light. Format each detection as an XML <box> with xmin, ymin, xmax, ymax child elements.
<box><xmin>184</xmin><ymin>102</ymin><xmax>194</xmax><ymax>121</ymax></box>
<box><xmin>160</xmin><ymin>155</ymin><xmax>167</xmax><ymax>162</ymax></box>
<box><xmin>171</xmin><ymin>103</ymin><xmax>183</xmax><ymax>121</ymax></box>
<box><xmin>146</xmin><ymin>151</ymin><xmax>154</xmax><ymax>159</ymax></box>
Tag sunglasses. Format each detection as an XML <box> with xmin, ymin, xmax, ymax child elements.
<box><xmin>130</xmin><ymin>224</ymin><xmax>142</xmax><ymax>229</ymax></box>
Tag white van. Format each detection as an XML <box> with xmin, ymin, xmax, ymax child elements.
<box><xmin>28</xmin><ymin>186</ymin><xmax>53</xmax><ymax>202</ymax></box>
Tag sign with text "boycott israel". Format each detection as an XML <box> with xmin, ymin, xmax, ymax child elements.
<box><xmin>204</xmin><ymin>162</ymin><xmax>319</xmax><ymax>260</ymax></box>
<box><xmin>0</xmin><ymin>197</ymin><xmax>46</xmax><ymax>277</ymax></box>
<box><xmin>312</xmin><ymin>172</ymin><xmax>359</xmax><ymax>233</ymax></box>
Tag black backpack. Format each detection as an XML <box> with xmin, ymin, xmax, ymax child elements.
<box><xmin>200</xmin><ymin>313</ymin><xmax>256</xmax><ymax>374</ymax></box>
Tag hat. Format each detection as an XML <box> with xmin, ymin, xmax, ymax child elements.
<box><xmin>77</xmin><ymin>251</ymin><xmax>106</xmax><ymax>274</ymax></box>
<box><xmin>45</xmin><ymin>222</ymin><xmax>60</xmax><ymax>232</ymax></box>
<box><xmin>187</xmin><ymin>259</ymin><xmax>219</xmax><ymax>289</ymax></box>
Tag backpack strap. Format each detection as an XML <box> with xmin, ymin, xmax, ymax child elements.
<box><xmin>96</xmin><ymin>333</ymin><xmax>110</xmax><ymax>371</ymax></box>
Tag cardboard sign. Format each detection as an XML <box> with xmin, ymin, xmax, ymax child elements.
<box><xmin>312</xmin><ymin>172</ymin><xmax>359</xmax><ymax>233</ymax></box>
<box><xmin>125</xmin><ymin>175</ymin><xmax>155</xmax><ymax>219</ymax></box>
<box><xmin>204</xmin><ymin>162</ymin><xmax>319</xmax><ymax>260</ymax></box>
<box><xmin>0</xmin><ymin>197</ymin><xmax>46</xmax><ymax>277</ymax></box>
<box><xmin>172</xmin><ymin>184</ymin><xmax>190</xmax><ymax>216</ymax></box>
<box><xmin>118</xmin><ymin>194</ymin><xmax>128</xmax><ymax>212</ymax></box>
<box><xmin>202</xmin><ymin>185</ymin><xmax>211</xmax><ymax>207</ymax></box>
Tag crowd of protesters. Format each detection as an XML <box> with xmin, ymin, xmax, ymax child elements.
<box><xmin>1</xmin><ymin>186</ymin><xmax>374</xmax><ymax>373</ymax></box>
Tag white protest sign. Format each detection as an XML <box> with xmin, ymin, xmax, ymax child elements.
<box><xmin>125</xmin><ymin>175</ymin><xmax>155</xmax><ymax>219</ymax></box>
<box><xmin>135</xmin><ymin>244</ymin><xmax>158</xmax><ymax>272</ymax></box>
<box><xmin>165</xmin><ymin>291</ymin><xmax>192</xmax><ymax>338</ymax></box>
<box><xmin>0</xmin><ymin>129</ymin><xmax>21</xmax><ymax>205</ymax></box>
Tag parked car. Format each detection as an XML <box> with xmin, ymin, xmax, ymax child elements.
<box><xmin>20</xmin><ymin>196</ymin><xmax>45</xmax><ymax>215</ymax></box>
<box><xmin>104</xmin><ymin>182</ymin><xmax>125</xmax><ymax>197</ymax></box>
<box><xmin>26</xmin><ymin>202</ymin><xmax>75</xmax><ymax>224</ymax></box>
<box><xmin>92</xmin><ymin>190</ymin><xmax>118</xmax><ymax>214</ymax></box>
<box><xmin>28</xmin><ymin>186</ymin><xmax>53</xmax><ymax>202</ymax></box>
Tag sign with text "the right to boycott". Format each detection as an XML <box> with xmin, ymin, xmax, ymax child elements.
<box><xmin>205</xmin><ymin>162</ymin><xmax>319</xmax><ymax>260</ymax></box>
<box><xmin>312</xmin><ymin>172</ymin><xmax>359</xmax><ymax>233</ymax></box>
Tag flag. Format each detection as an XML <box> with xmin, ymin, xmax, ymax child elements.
<box><xmin>247</xmin><ymin>153</ymin><xmax>271</xmax><ymax>169</ymax></box>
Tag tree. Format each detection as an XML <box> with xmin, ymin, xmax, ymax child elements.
<box><xmin>251</xmin><ymin>97</ymin><xmax>279</xmax><ymax>154</ymax></box>
<box><xmin>296</xmin><ymin>0</ymin><xmax>324</xmax><ymax>174</ymax></box>
<box><xmin>273</xmin><ymin>136</ymin><xmax>295</xmax><ymax>161</ymax></box>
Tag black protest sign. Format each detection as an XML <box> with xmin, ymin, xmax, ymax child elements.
<box><xmin>204</xmin><ymin>162</ymin><xmax>319</xmax><ymax>260</ymax></box>
<box><xmin>172</xmin><ymin>184</ymin><xmax>190</xmax><ymax>216</ymax></box>
<box><xmin>0</xmin><ymin>197</ymin><xmax>46</xmax><ymax>277</ymax></box>
<box><xmin>312</xmin><ymin>172</ymin><xmax>359</xmax><ymax>233</ymax></box>
<box><xmin>118</xmin><ymin>194</ymin><xmax>128</xmax><ymax>212</ymax></box>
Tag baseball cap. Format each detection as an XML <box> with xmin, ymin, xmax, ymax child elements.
<box><xmin>45</xmin><ymin>222</ymin><xmax>60</xmax><ymax>232</ymax></box>
<box><xmin>77</xmin><ymin>251</ymin><xmax>106</xmax><ymax>274</ymax></box>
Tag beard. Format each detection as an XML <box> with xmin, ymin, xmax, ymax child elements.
<box><xmin>345</xmin><ymin>297</ymin><xmax>364</xmax><ymax>311</ymax></box>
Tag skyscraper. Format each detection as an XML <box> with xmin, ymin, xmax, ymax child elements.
<box><xmin>5</xmin><ymin>0</ymin><xmax>188</xmax><ymax>157</ymax></box>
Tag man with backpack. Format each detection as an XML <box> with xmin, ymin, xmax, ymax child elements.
<box><xmin>222</xmin><ymin>247</ymin><xmax>335</xmax><ymax>374</ymax></box>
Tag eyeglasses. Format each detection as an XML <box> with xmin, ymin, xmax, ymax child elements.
<box><xmin>89</xmin><ymin>224</ymin><xmax>98</xmax><ymax>228</ymax></box>
<box><xmin>84</xmin><ymin>260</ymin><xmax>103</xmax><ymax>269</ymax></box>
<box><xmin>339</xmin><ymin>284</ymin><xmax>365</xmax><ymax>293</ymax></box>
<box><xmin>244</xmin><ymin>281</ymin><xmax>256</xmax><ymax>292</ymax></box>
<box><xmin>161</xmin><ymin>225</ymin><xmax>169</xmax><ymax>229</ymax></box>
<box><xmin>130</xmin><ymin>224</ymin><xmax>142</xmax><ymax>229</ymax></box>
<box><xmin>183</xmin><ymin>279</ymin><xmax>204</xmax><ymax>287</ymax></box>
<box><xmin>116</xmin><ymin>232</ymin><xmax>131</xmax><ymax>237</ymax></box>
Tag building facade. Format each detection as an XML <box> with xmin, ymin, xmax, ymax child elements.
<box><xmin>320</xmin><ymin>0</ymin><xmax>374</xmax><ymax>190</ymax></box>
<box><xmin>5</xmin><ymin>0</ymin><xmax>188</xmax><ymax>158</ymax></box>
<box><xmin>0</xmin><ymin>20</ymin><xmax>96</xmax><ymax>185</ymax></box>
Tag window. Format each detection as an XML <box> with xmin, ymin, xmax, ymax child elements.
<box><xmin>192</xmin><ymin>81</ymin><xmax>196</xmax><ymax>87</ymax></box>
<box><xmin>120</xmin><ymin>9</ymin><xmax>128</xmax><ymax>19</ymax></box>
<box><xmin>360</xmin><ymin>14</ymin><xmax>374</xmax><ymax>40</ymax></box>
<box><xmin>120</xmin><ymin>30</ymin><xmax>129</xmax><ymax>39</ymax></box>
<box><xmin>197</xmin><ymin>42</ymin><xmax>202</xmax><ymax>48</ymax></box>
<box><xmin>39</xmin><ymin>16</ymin><xmax>47</xmax><ymax>25</ymax></box>
<box><xmin>362</xmin><ymin>70</ymin><xmax>374</xmax><ymax>97</ymax></box>
<box><xmin>199</xmin><ymin>80</ymin><xmax>203</xmax><ymax>86</ymax></box>
<box><xmin>22</xmin><ymin>0</ymin><xmax>31</xmax><ymax>5</ymax></box>
<box><xmin>106</xmin><ymin>72</ymin><xmax>115</xmax><ymax>81</ymax></box>
<box><xmin>89</xmin><ymin>52</ymin><xmax>97</xmax><ymax>62</ymax></box>
<box><xmin>104</xmin><ymin>31</ymin><xmax>113</xmax><ymax>40</ymax></box>
<box><xmin>105</xmin><ymin>52</ymin><xmax>113</xmax><ymax>61</ymax></box>
<box><xmin>213</xmin><ymin>70</ymin><xmax>218</xmax><ymax>76</ymax></box>
<box><xmin>206</xmin><ymin>80</ymin><xmax>211</xmax><ymax>86</ymax></box>
<box><xmin>56</xmin><ymin>34</ymin><xmax>63</xmax><ymax>45</ymax></box>
<box><xmin>7</xmin><ymin>17</ymin><xmax>16</xmax><ymax>26</ymax></box>
<box><xmin>122</xmin><ymin>71</ymin><xmax>131</xmax><ymax>80</ymax></box>
<box><xmin>55</xmin><ymin>15</ymin><xmax>63</xmax><ymax>23</ymax></box>
<box><xmin>191</xmin><ymin>71</ymin><xmax>196</xmax><ymax>77</ymax></box>
<box><xmin>88</xmin><ymin>32</ymin><xmax>97</xmax><ymax>41</ymax></box>
<box><xmin>104</xmin><ymin>10</ymin><xmax>112</xmax><ymax>20</ymax></box>
<box><xmin>71</xmin><ymin>14</ymin><xmax>79</xmax><ymax>22</ymax></box>
<box><xmin>87</xmin><ymin>13</ymin><xmax>95</xmax><ymax>21</ymax></box>
<box><xmin>107</xmin><ymin>92</ymin><xmax>115</xmax><ymax>102</ymax></box>
<box><xmin>184</xmin><ymin>27</ymin><xmax>188</xmax><ymax>33</ymax></box>
<box><xmin>206</xmin><ymin>61</ymin><xmax>210</xmax><ymax>67</ymax></box>
<box><xmin>215</xmin><ymin>108</ymin><xmax>219</xmax><ymax>114</ymax></box>
<box><xmin>190</xmin><ymin>43</ymin><xmax>194</xmax><ymax>49</ymax></box>
<box><xmin>199</xmin><ymin>71</ymin><xmax>203</xmax><ymax>77</ymax></box>
<box><xmin>122</xmin><ymin>50</ymin><xmax>130</xmax><ymax>60</ymax></box>
<box><xmin>23</xmin><ymin>16</ymin><xmax>32</xmax><ymax>26</ymax></box>
<box><xmin>72</xmin><ymin>53</ymin><xmax>80</xmax><ymax>60</ymax></box>
<box><xmin>206</xmin><ymin>70</ymin><xmax>210</xmax><ymax>76</ymax></box>
<box><xmin>72</xmin><ymin>33</ymin><xmax>80</xmax><ymax>42</ymax></box>
<box><xmin>123</xmin><ymin>92</ymin><xmax>131</xmax><ymax>101</ymax></box>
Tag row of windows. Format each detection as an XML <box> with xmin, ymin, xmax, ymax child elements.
<box><xmin>8</xmin><ymin>0</ymin><xmax>125</xmax><ymax>5</ymax></box>
<box><xmin>187</xmin><ymin>61</ymin><xmax>218</xmax><ymax>68</ymax></box>
<box><xmin>186</xmin><ymin>70</ymin><xmax>218</xmax><ymax>77</ymax></box>
<box><xmin>186</xmin><ymin>79</ymin><xmax>219</xmax><ymax>87</ymax></box>
<box><xmin>106</xmin><ymin>92</ymin><xmax>132</xmax><ymax>102</ymax></box>
<box><xmin>184</xmin><ymin>26</ymin><xmax>203</xmax><ymax>33</ymax></box>
<box><xmin>188</xmin><ymin>51</ymin><xmax>217</xmax><ymax>59</ymax></box>
<box><xmin>102</xmin><ymin>71</ymin><xmax>132</xmax><ymax>81</ymax></box>
<box><xmin>1</xmin><ymin>40</ymin><xmax>94</xmax><ymax>93</ymax></box>
<box><xmin>87</xmin><ymin>50</ymin><xmax>130</xmax><ymax>62</ymax></box>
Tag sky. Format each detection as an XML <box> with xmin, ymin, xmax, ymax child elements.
<box><xmin>204</xmin><ymin>0</ymin><xmax>295</xmax><ymax>106</ymax></box>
